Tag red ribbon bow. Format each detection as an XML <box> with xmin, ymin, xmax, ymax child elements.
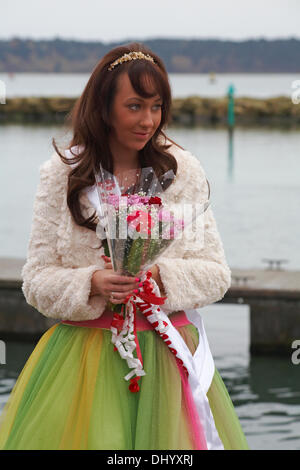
<box><xmin>124</xmin><ymin>272</ymin><xmax>167</xmax><ymax>306</ymax></box>
<box><xmin>111</xmin><ymin>271</ymin><xmax>167</xmax><ymax>393</ymax></box>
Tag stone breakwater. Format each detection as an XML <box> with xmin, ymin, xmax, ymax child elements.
<box><xmin>0</xmin><ymin>96</ymin><xmax>300</xmax><ymax>127</ymax></box>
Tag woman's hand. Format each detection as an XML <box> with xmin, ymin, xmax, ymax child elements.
<box><xmin>90</xmin><ymin>256</ymin><xmax>141</xmax><ymax>304</ymax></box>
<box><xmin>93</xmin><ymin>256</ymin><xmax>166</xmax><ymax>303</ymax></box>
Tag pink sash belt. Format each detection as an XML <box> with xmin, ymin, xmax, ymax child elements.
<box><xmin>61</xmin><ymin>309</ymin><xmax>192</xmax><ymax>331</ymax></box>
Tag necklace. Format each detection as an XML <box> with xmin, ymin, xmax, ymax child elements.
<box><xmin>114</xmin><ymin>167</ymin><xmax>141</xmax><ymax>194</ymax></box>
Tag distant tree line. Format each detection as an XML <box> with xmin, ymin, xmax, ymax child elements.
<box><xmin>0</xmin><ymin>36</ymin><xmax>300</xmax><ymax>73</ymax></box>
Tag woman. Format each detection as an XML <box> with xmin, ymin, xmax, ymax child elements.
<box><xmin>0</xmin><ymin>43</ymin><xmax>249</xmax><ymax>450</ymax></box>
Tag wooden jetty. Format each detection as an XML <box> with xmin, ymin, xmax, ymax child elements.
<box><xmin>0</xmin><ymin>257</ymin><xmax>299</xmax><ymax>355</ymax></box>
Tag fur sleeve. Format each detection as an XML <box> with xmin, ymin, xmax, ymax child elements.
<box><xmin>155</xmin><ymin>152</ymin><xmax>231</xmax><ymax>313</ymax></box>
<box><xmin>21</xmin><ymin>155</ymin><xmax>107</xmax><ymax>321</ymax></box>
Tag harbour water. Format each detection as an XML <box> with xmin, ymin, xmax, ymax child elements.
<box><xmin>1</xmin><ymin>72</ymin><xmax>299</xmax><ymax>99</ymax></box>
<box><xmin>1</xmin><ymin>124</ymin><xmax>299</xmax><ymax>269</ymax></box>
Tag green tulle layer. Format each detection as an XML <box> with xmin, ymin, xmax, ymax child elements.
<box><xmin>0</xmin><ymin>322</ymin><xmax>249</xmax><ymax>450</ymax></box>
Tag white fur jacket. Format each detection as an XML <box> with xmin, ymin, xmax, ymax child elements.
<box><xmin>21</xmin><ymin>141</ymin><xmax>231</xmax><ymax>321</ymax></box>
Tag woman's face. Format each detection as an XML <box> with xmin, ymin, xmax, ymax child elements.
<box><xmin>109</xmin><ymin>72</ymin><xmax>163</xmax><ymax>154</ymax></box>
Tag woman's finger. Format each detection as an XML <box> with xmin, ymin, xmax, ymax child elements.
<box><xmin>110</xmin><ymin>286</ymin><xmax>139</xmax><ymax>300</ymax></box>
<box><xmin>104</xmin><ymin>271</ymin><xmax>139</xmax><ymax>288</ymax></box>
<box><xmin>109</xmin><ymin>279</ymin><xmax>139</xmax><ymax>291</ymax></box>
<box><xmin>110</xmin><ymin>274</ymin><xmax>140</xmax><ymax>285</ymax></box>
<box><xmin>108</xmin><ymin>281</ymin><xmax>139</xmax><ymax>293</ymax></box>
<box><xmin>110</xmin><ymin>291</ymin><xmax>137</xmax><ymax>304</ymax></box>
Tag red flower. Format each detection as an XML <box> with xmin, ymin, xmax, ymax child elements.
<box><xmin>127</xmin><ymin>211</ymin><xmax>140</xmax><ymax>224</ymax></box>
<box><xmin>148</xmin><ymin>196</ymin><xmax>162</xmax><ymax>206</ymax></box>
<box><xmin>127</xmin><ymin>210</ymin><xmax>154</xmax><ymax>235</ymax></box>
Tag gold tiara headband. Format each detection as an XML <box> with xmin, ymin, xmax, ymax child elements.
<box><xmin>108</xmin><ymin>51</ymin><xmax>155</xmax><ymax>71</ymax></box>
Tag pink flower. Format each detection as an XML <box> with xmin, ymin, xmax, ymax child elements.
<box><xmin>158</xmin><ymin>209</ymin><xmax>174</xmax><ymax>222</ymax></box>
<box><xmin>140</xmin><ymin>196</ymin><xmax>151</xmax><ymax>204</ymax></box>
<box><xmin>127</xmin><ymin>194</ymin><xmax>142</xmax><ymax>205</ymax></box>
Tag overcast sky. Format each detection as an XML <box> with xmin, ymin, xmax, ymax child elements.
<box><xmin>1</xmin><ymin>0</ymin><xmax>299</xmax><ymax>42</ymax></box>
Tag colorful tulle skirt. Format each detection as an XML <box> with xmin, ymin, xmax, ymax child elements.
<box><xmin>0</xmin><ymin>309</ymin><xmax>249</xmax><ymax>450</ymax></box>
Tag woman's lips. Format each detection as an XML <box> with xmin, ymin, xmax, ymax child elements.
<box><xmin>133</xmin><ymin>132</ymin><xmax>150</xmax><ymax>139</ymax></box>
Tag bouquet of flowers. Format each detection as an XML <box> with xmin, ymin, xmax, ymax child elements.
<box><xmin>94</xmin><ymin>163</ymin><xmax>210</xmax><ymax>392</ymax></box>
<box><xmin>95</xmin><ymin>166</ymin><xmax>180</xmax><ymax>273</ymax></box>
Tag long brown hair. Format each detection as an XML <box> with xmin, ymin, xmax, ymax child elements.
<box><xmin>52</xmin><ymin>42</ymin><xmax>184</xmax><ymax>233</ymax></box>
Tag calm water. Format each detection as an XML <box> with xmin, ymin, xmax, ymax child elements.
<box><xmin>1</xmin><ymin>72</ymin><xmax>299</xmax><ymax>99</ymax></box>
<box><xmin>0</xmin><ymin>121</ymin><xmax>300</xmax><ymax>449</ymax></box>
<box><xmin>1</xmin><ymin>124</ymin><xmax>300</xmax><ymax>269</ymax></box>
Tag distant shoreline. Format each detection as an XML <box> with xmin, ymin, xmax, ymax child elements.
<box><xmin>2</xmin><ymin>37</ymin><xmax>300</xmax><ymax>74</ymax></box>
<box><xmin>1</xmin><ymin>96</ymin><xmax>300</xmax><ymax>127</ymax></box>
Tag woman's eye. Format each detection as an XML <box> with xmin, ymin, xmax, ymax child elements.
<box><xmin>128</xmin><ymin>104</ymin><xmax>162</xmax><ymax>111</ymax></box>
<box><xmin>129</xmin><ymin>104</ymin><xmax>140</xmax><ymax>110</ymax></box>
